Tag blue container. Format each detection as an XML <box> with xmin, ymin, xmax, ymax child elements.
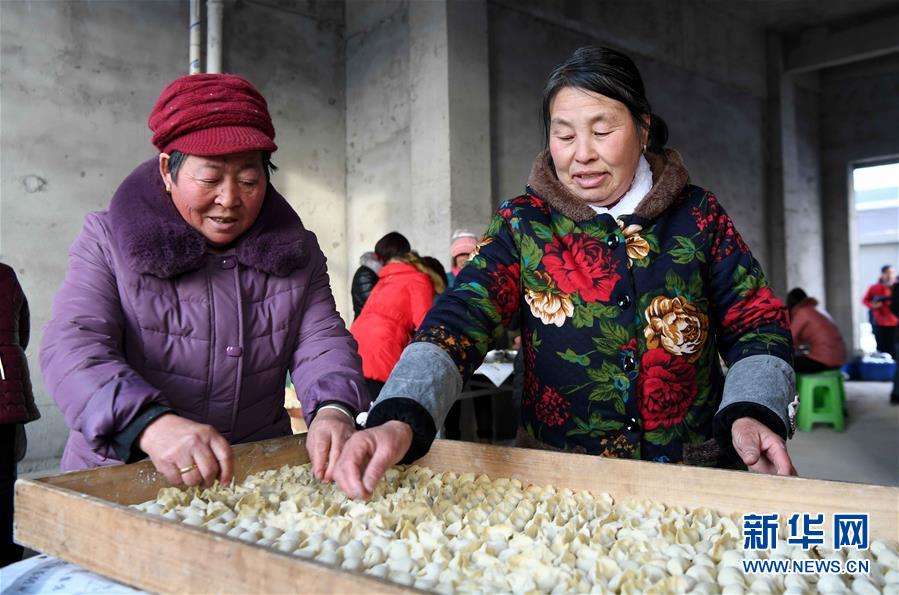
<box><xmin>841</xmin><ymin>360</ymin><xmax>859</xmax><ymax>380</ymax></box>
<box><xmin>858</xmin><ymin>360</ymin><xmax>896</xmax><ymax>381</ymax></box>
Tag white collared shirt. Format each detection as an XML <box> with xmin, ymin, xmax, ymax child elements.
<box><xmin>588</xmin><ymin>154</ymin><xmax>652</xmax><ymax>219</ymax></box>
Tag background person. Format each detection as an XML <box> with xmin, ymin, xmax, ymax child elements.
<box><xmin>351</xmin><ymin>251</ymin><xmax>382</xmax><ymax>320</ymax></box>
<box><xmin>40</xmin><ymin>74</ymin><xmax>369</xmax><ymax>488</ymax></box>
<box><xmin>335</xmin><ymin>46</ymin><xmax>797</xmax><ymax>500</ymax></box>
<box><xmin>0</xmin><ymin>263</ymin><xmax>40</xmax><ymax>567</ymax></box>
<box><xmin>415</xmin><ymin>255</ymin><xmax>448</xmax><ymax>297</ymax></box>
<box><xmin>890</xmin><ymin>278</ymin><xmax>899</xmax><ymax>404</ymax></box>
<box><xmin>444</xmin><ymin>230</ymin><xmax>495</xmax><ymax>442</ymax></box>
<box><xmin>350</xmin><ymin>233</ymin><xmax>435</xmax><ymax>399</ymax></box>
<box><xmin>862</xmin><ymin>265</ymin><xmax>897</xmax><ymax>357</ymax></box>
<box><xmin>786</xmin><ymin>288</ymin><xmax>847</xmax><ymax>374</ymax></box>
<box><xmin>447</xmin><ymin>229</ymin><xmax>478</xmax><ymax>288</ymax></box>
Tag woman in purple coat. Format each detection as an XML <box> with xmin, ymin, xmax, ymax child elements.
<box><xmin>40</xmin><ymin>74</ymin><xmax>369</xmax><ymax>488</ymax></box>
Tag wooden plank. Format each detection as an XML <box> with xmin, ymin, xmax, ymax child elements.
<box><xmin>38</xmin><ymin>435</ymin><xmax>309</xmax><ymax>505</ymax></box>
<box><xmin>419</xmin><ymin>440</ymin><xmax>899</xmax><ymax>540</ymax></box>
<box><xmin>15</xmin><ymin>435</ymin><xmax>898</xmax><ymax>594</ymax></box>
<box><xmin>14</xmin><ymin>478</ymin><xmax>414</xmax><ymax>594</ymax></box>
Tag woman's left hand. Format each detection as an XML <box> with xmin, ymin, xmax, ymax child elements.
<box><xmin>306</xmin><ymin>407</ymin><xmax>356</xmax><ymax>483</ymax></box>
<box><xmin>731</xmin><ymin>416</ymin><xmax>797</xmax><ymax>476</ymax></box>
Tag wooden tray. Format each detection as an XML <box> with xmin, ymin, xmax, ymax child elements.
<box><xmin>15</xmin><ymin>436</ymin><xmax>898</xmax><ymax>593</ymax></box>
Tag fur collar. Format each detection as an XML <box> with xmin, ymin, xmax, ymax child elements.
<box><xmin>109</xmin><ymin>158</ymin><xmax>307</xmax><ymax>279</ymax></box>
<box><xmin>526</xmin><ymin>148</ymin><xmax>690</xmax><ymax>222</ymax></box>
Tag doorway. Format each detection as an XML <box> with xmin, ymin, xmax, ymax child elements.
<box><xmin>852</xmin><ymin>159</ymin><xmax>899</xmax><ymax>353</ymax></box>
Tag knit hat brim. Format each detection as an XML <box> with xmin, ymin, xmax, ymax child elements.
<box><xmin>164</xmin><ymin>125</ymin><xmax>278</xmax><ymax>156</ymax></box>
<box><xmin>450</xmin><ymin>236</ymin><xmax>478</xmax><ymax>257</ymax></box>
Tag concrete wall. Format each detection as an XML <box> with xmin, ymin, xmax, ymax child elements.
<box><xmin>487</xmin><ymin>0</ymin><xmax>772</xmax><ymax>268</ymax></box>
<box><xmin>346</xmin><ymin>0</ymin><xmax>493</xmax><ymax>284</ymax></box>
<box><xmin>0</xmin><ymin>0</ymin><xmax>347</xmax><ymax>473</ymax></box>
<box><xmin>819</xmin><ymin>53</ymin><xmax>899</xmax><ymax>348</ymax></box>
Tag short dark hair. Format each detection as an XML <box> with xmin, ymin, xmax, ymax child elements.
<box><xmin>540</xmin><ymin>46</ymin><xmax>668</xmax><ymax>152</ymax></box>
<box><xmin>882</xmin><ymin>264</ymin><xmax>895</xmax><ymax>273</ymax></box>
<box><xmin>786</xmin><ymin>287</ymin><xmax>807</xmax><ymax>311</ymax></box>
<box><xmin>374</xmin><ymin>232</ymin><xmax>411</xmax><ymax>263</ymax></box>
<box><xmin>168</xmin><ymin>150</ymin><xmax>278</xmax><ymax>183</ymax></box>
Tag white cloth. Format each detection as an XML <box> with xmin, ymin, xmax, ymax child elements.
<box><xmin>589</xmin><ymin>154</ymin><xmax>652</xmax><ymax>218</ymax></box>
<box><xmin>0</xmin><ymin>554</ymin><xmax>145</xmax><ymax>594</ymax></box>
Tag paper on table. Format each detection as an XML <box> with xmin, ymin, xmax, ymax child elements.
<box><xmin>473</xmin><ymin>362</ymin><xmax>514</xmax><ymax>387</ymax></box>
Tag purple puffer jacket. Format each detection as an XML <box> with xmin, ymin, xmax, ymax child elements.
<box><xmin>41</xmin><ymin>159</ymin><xmax>369</xmax><ymax>471</ymax></box>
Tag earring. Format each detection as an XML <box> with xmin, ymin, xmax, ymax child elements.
<box><xmin>165</xmin><ymin>184</ymin><xmax>172</xmax><ymax>193</ymax></box>
<box><xmin>642</xmin><ymin>144</ymin><xmax>647</xmax><ymax>154</ymax></box>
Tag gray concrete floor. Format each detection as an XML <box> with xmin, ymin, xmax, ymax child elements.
<box><xmin>788</xmin><ymin>380</ymin><xmax>898</xmax><ymax>486</ymax></box>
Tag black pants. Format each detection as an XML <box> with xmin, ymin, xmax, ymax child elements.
<box><xmin>793</xmin><ymin>355</ymin><xmax>838</xmax><ymax>374</ymax></box>
<box><xmin>444</xmin><ymin>397</ymin><xmax>493</xmax><ymax>441</ymax></box>
<box><xmin>0</xmin><ymin>424</ymin><xmax>22</xmax><ymax>567</ymax></box>
<box><xmin>892</xmin><ymin>355</ymin><xmax>899</xmax><ymax>402</ymax></box>
<box><xmin>874</xmin><ymin>325</ymin><xmax>897</xmax><ymax>358</ymax></box>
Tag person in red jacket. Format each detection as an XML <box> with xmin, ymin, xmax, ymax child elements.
<box><xmin>351</xmin><ymin>233</ymin><xmax>435</xmax><ymax>398</ymax></box>
<box><xmin>0</xmin><ymin>263</ymin><xmax>40</xmax><ymax>567</ymax></box>
<box><xmin>891</xmin><ymin>279</ymin><xmax>899</xmax><ymax>404</ymax></box>
<box><xmin>787</xmin><ymin>288</ymin><xmax>847</xmax><ymax>374</ymax></box>
<box><xmin>862</xmin><ymin>265</ymin><xmax>897</xmax><ymax>357</ymax></box>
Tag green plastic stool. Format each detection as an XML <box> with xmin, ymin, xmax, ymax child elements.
<box><xmin>796</xmin><ymin>369</ymin><xmax>845</xmax><ymax>432</ymax></box>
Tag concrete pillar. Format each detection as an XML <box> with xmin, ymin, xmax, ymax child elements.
<box><xmin>410</xmin><ymin>0</ymin><xmax>493</xmax><ymax>259</ymax></box>
<box><xmin>346</xmin><ymin>0</ymin><xmax>492</xmax><ymax>304</ymax></box>
<box><xmin>346</xmin><ymin>0</ymin><xmax>411</xmax><ymax>288</ymax></box>
<box><xmin>764</xmin><ymin>35</ymin><xmax>788</xmax><ymax>295</ymax></box>
<box><xmin>824</xmin><ymin>163</ymin><xmax>861</xmax><ymax>350</ymax></box>
<box><xmin>408</xmin><ymin>0</ymin><xmax>453</xmax><ymax>260</ymax></box>
<box><xmin>766</xmin><ymin>36</ymin><xmax>826</xmax><ymax>306</ymax></box>
<box><xmin>781</xmin><ymin>72</ymin><xmax>826</xmax><ymax>303</ymax></box>
<box><xmin>446</xmin><ymin>1</ymin><xmax>493</xmax><ymax>240</ymax></box>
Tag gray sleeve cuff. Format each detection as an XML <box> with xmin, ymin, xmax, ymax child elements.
<box><xmin>720</xmin><ymin>354</ymin><xmax>794</xmax><ymax>435</ymax></box>
<box><xmin>374</xmin><ymin>342</ymin><xmax>463</xmax><ymax>429</ymax></box>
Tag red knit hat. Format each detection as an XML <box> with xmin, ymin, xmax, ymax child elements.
<box><xmin>148</xmin><ymin>73</ymin><xmax>277</xmax><ymax>155</ymax></box>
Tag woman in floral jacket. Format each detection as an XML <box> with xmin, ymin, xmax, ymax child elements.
<box><xmin>335</xmin><ymin>47</ymin><xmax>796</xmax><ymax>499</ymax></box>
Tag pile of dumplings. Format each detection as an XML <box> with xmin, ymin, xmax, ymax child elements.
<box><xmin>133</xmin><ymin>464</ymin><xmax>899</xmax><ymax>594</ymax></box>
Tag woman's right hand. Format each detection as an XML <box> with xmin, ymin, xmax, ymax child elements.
<box><xmin>138</xmin><ymin>413</ymin><xmax>234</xmax><ymax>488</ymax></box>
<box><xmin>333</xmin><ymin>421</ymin><xmax>413</xmax><ymax>500</ymax></box>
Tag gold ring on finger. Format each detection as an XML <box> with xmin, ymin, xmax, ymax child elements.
<box><xmin>179</xmin><ymin>463</ymin><xmax>198</xmax><ymax>474</ymax></box>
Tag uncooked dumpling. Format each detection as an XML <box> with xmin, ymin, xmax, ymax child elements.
<box><xmin>136</xmin><ymin>463</ymin><xmax>897</xmax><ymax>594</ymax></box>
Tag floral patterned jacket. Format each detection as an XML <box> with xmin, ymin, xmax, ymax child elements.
<box><xmin>368</xmin><ymin>149</ymin><xmax>793</xmax><ymax>466</ymax></box>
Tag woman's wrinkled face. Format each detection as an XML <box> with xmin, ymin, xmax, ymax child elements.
<box><xmin>548</xmin><ymin>87</ymin><xmax>648</xmax><ymax>206</ymax></box>
<box><xmin>160</xmin><ymin>151</ymin><xmax>266</xmax><ymax>247</ymax></box>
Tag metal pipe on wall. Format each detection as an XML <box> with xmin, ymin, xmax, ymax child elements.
<box><xmin>189</xmin><ymin>0</ymin><xmax>202</xmax><ymax>74</ymax></box>
<box><xmin>207</xmin><ymin>0</ymin><xmax>223</xmax><ymax>74</ymax></box>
